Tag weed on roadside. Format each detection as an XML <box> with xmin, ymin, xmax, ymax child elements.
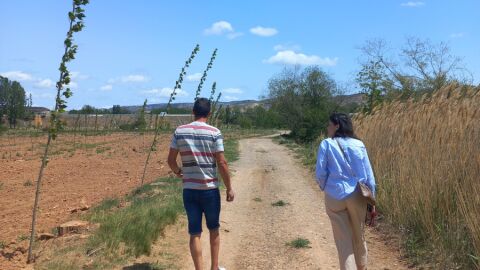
<box><xmin>287</xmin><ymin>238</ymin><xmax>311</xmax><ymax>249</ymax></box>
<box><xmin>271</xmin><ymin>200</ymin><xmax>288</xmax><ymax>207</ymax></box>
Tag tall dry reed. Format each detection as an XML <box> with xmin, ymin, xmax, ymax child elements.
<box><xmin>354</xmin><ymin>84</ymin><xmax>480</xmax><ymax>268</ymax></box>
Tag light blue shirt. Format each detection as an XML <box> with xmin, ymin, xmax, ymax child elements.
<box><xmin>315</xmin><ymin>137</ymin><xmax>376</xmax><ymax>200</ymax></box>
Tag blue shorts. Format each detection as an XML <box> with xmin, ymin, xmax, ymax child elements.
<box><xmin>183</xmin><ymin>188</ymin><xmax>221</xmax><ymax>235</ymax></box>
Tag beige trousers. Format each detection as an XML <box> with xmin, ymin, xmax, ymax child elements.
<box><xmin>325</xmin><ymin>189</ymin><xmax>368</xmax><ymax>270</ymax></box>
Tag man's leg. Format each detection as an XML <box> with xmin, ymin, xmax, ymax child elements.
<box><xmin>209</xmin><ymin>229</ymin><xmax>220</xmax><ymax>270</ymax></box>
<box><xmin>190</xmin><ymin>234</ymin><xmax>204</xmax><ymax>270</ymax></box>
<box><xmin>203</xmin><ymin>188</ymin><xmax>221</xmax><ymax>270</ymax></box>
<box><xmin>184</xmin><ymin>189</ymin><xmax>204</xmax><ymax>270</ymax></box>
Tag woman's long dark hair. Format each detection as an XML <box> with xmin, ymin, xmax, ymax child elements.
<box><xmin>329</xmin><ymin>112</ymin><xmax>359</xmax><ymax>139</ymax></box>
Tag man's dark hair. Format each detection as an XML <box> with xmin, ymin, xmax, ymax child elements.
<box><xmin>193</xmin><ymin>98</ymin><xmax>211</xmax><ymax>118</ymax></box>
<box><xmin>329</xmin><ymin>112</ymin><xmax>359</xmax><ymax>139</ymax></box>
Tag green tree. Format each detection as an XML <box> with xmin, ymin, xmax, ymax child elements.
<box><xmin>195</xmin><ymin>49</ymin><xmax>217</xmax><ymax>101</ymax></box>
<box><xmin>356</xmin><ymin>60</ymin><xmax>394</xmax><ymax>113</ymax></box>
<box><xmin>112</xmin><ymin>104</ymin><xmax>129</xmax><ymax>114</ymax></box>
<box><xmin>268</xmin><ymin>66</ymin><xmax>338</xmax><ymax>142</ymax></box>
<box><xmin>360</xmin><ymin>37</ymin><xmax>471</xmax><ymax>96</ymax></box>
<box><xmin>133</xmin><ymin>99</ymin><xmax>147</xmax><ymax>131</ymax></box>
<box><xmin>141</xmin><ymin>44</ymin><xmax>200</xmax><ymax>185</ymax></box>
<box><xmin>27</xmin><ymin>0</ymin><xmax>89</xmax><ymax>263</ymax></box>
<box><xmin>0</xmin><ymin>76</ymin><xmax>27</xmax><ymax>128</ymax></box>
<box><xmin>231</xmin><ymin>106</ymin><xmax>282</xmax><ymax>129</ymax></box>
<box><xmin>224</xmin><ymin>106</ymin><xmax>232</xmax><ymax>127</ymax></box>
<box><xmin>80</xmin><ymin>104</ymin><xmax>95</xmax><ymax>114</ymax></box>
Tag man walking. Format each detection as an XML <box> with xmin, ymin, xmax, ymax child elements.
<box><xmin>168</xmin><ymin>97</ymin><xmax>235</xmax><ymax>270</ymax></box>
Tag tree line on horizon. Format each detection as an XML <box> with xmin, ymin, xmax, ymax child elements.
<box><xmin>2</xmin><ymin>37</ymin><xmax>476</xmax><ymax>143</ymax></box>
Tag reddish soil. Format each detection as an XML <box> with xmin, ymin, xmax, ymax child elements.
<box><xmin>0</xmin><ymin>132</ymin><xmax>172</xmax><ymax>269</ymax></box>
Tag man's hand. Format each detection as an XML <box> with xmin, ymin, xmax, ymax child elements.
<box><xmin>215</xmin><ymin>152</ymin><xmax>234</xmax><ymax>202</ymax></box>
<box><xmin>174</xmin><ymin>168</ymin><xmax>183</xmax><ymax>178</ymax></box>
<box><xmin>226</xmin><ymin>189</ymin><xmax>235</xmax><ymax>202</ymax></box>
<box><xmin>168</xmin><ymin>148</ymin><xmax>183</xmax><ymax>179</ymax></box>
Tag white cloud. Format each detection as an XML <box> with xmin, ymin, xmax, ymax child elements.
<box><xmin>227</xmin><ymin>32</ymin><xmax>244</xmax><ymax>40</ymax></box>
<box><xmin>0</xmin><ymin>71</ymin><xmax>82</xmax><ymax>90</ymax></box>
<box><xmin>264</xmin><ymin>50</ymin><xmax>338</xmax><ymax>66</ymax></box>
<box><xmin>250</xmin><ymin>26</ymin><xmax>278</xmax><ymax>37</ymax></box>
<box><xmin>186</xmin><ymin>72</ymin><xmax>203</xmax><ymax>82</ymax></box>
<box><xmin>70</xmin><ymin>71</ymin><xmax>89</xmax><ymax>80</ymax></box>
<box><xmin>108</xmin><ymin>74</ymin><xmax>149</xmax><ymax>84</ymax></box>
<box><xmin>100</xmin><ymin>84</ymin><xmax>113</xmax><ymax>91</ymax></box>
<box><xmin>223</xmin><ymin>88</ymin><xmax>243</xmax><ymax>94</ymax></box>
<box><xmin>121</xmin><ymin>74</ymin><xmax>149</xmax><ymax>83</ymax></box>
<box><xmin>31</xmin><ymin>92</ymin><xmax>55</xmax><ymax>99</ymax></box>
<box><xmin>450</xmin><ymin>32</ymin><xmax>466</xmax><ymax>38</ymax></box>
<box><xmin>66</xmin><ymin>81</ymin><xmax>78</xmax><ymax>89</ymax></box>
<box><xmin>34</xmin><ymin>79</ymin><xmax>55</xmax><ymax>89</ymax></box>
<box><xmin>204</xmin><ymin>21</ymin><xmax>242</xmax><ymax>39</ymax></box>
<box><xmin>204</xmin><ymin>21</ymin><xmax>234</xmax><ymax>35</ymax></box>
<box><xmin>224</xmin><ymin>95</ymin><xmax>239</xmax><ymax>101</ymax></box>
<box><xmin>143</xmin><ymin>87</ymin><xmax>188</xmax><ymax>98</ymax></box>
<box><xmin>401</xmin><ymin>1</ymin><xmax>426</xmax><ymax>7</ymax></box>
<box><xmin>0</xmin><ymin>71</ymin><xmax>34</xmax><ymax>81</ymax></box>
<box><xmin>274</xmin><ymin>44</ymin><xmax>301</xmax><ymax>52</ymax></box>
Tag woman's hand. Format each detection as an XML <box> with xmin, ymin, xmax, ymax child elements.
<box><xmin>368</xmin><ymin>205</ymin><xmax>377</xmax><ymax>226</ymax></box>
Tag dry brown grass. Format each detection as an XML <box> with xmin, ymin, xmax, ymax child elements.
<box><xmin>354</xmin><ymin>84</ymin><xmax>480</xmax><ymax>269</ymax></box>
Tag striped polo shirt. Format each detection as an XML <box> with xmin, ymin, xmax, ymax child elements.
<box><xmin>170</xmin><ymin>121</ymin><xmax>224</xmax><ymax>190</ymax></box>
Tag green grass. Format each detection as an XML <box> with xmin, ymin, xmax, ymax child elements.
<box><xmin>287</xmin><ymin>237</ymin><xmax>311</xmax><ymax>249</ymax></box>
<box><xmin>222</xmin><ymin>128</ymin><xmax>278</xmax><ymax>141</ymax></box>
<box><xmin>79</xmin><ymin>142</ymin><xmax>102</xmax><ymax>149</ymax></box>
<box><xmin>17</xmin><ymin>234</ymin><xmax>29</xmax><ymax>241</ymax></box>
<box><xmin>253</xmin><ymin>197</ymin><xmax>262</xmax><ymax>202</ymax></box>
<box><xmin>86</xmin><ymin>198</ymin><xmax>120</xmax><ymax>222</ymax></box>
<box><xmin>86</xmin><ymin>177</ymin><xmax>183</xmax><ymax>257</ymax></box>
<box><xmin>23</xmin><ymin>180</ymin><xmax>33</xmax><ymax>187</ymax></box>
<box><xmin>95</xmin><ymin>146</ymin><xmax>111</xmax><ymax>154</ymax></box>
<box><xmin>123</xmin><ymin>262</ymin><xmax>177</xmax><ymax>270</ymax></box>
<box><xmin>39</xmin><ymin>260</ymin><xmax>82</xmax><ymax>270</ymax></box>
<box><xmin>36</xmin><ymin>176</ymin><xmax>184</xmax><ymax>270</ymax></box>
<box><xmin>224</xmin><ymin>139</ymin><xmax>239</xmax><ymax>162</ymax></box>
<box><xmin>273</xmin><ymin>135</ymin><xmax>322</xmax><ymax>172</ymax></box>
<box><xmin>271</xmin><ymin>200</ymin><xmax>288</xmax><ymax>207</ymax></box>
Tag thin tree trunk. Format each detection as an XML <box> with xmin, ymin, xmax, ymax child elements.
<box><xmin>27</xmin><ymin>128</ymin><xmax>52</xmax><ymax>262</ymax></box>
<box><xmin>94</xmin><ymin>113</ymin><xmax>98</xmax><ymax>134</ymax></box>
<box><xmin>72</xmin><ymin>114</ymin><xmax>81</xmax><ymax>149</ymax></box>
<box><xmin>84</xmin><ymin>114</ymin><xmax>87</xmax><ymax>149</ymax></box>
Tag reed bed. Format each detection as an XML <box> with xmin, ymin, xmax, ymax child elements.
<box><xmin>354</xmin><ymin>84</ymin><xmax>480</xmax><ymax>268</ymax></box>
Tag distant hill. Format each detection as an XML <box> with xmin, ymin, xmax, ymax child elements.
<box><xmin>121</xmin><ymin>93</ymin><xmax>364</xmax><ymax>113</ymax></box>
<box><xmin>122</xmin><ymin>100</ymin><xmax>267</xmax><ymax>113</ymax></box>
<box><xmin>334</xmin><ymin>93</ymin><xmax>365</xmax><ymax>106</ymax></box>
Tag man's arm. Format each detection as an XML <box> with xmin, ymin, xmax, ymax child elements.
<box><xmin>215</xmin><ymin>152</ymin><xmax>234</xmax><ymax>202</ymax></box>
<box><xmin>167</xmin><ymin>148</ymin><xmax>183</xmax><ymax>178</ymax></box>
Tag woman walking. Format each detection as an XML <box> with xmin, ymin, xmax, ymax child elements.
<box><xmin>315</xmin><ymin>113</ymin><xmax>376</xmax><ymax>270</ymax></box>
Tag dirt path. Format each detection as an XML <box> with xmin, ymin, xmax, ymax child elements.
<box><xmin>133</xmin><ymin>137</ymin><xmax>409</xmax><ymax>270</ymax></box>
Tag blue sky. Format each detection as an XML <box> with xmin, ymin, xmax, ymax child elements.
<box><xmin>1</xmin><ymin>1</ymin><xmax>479</xmax><ymax>109</ymax></box>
